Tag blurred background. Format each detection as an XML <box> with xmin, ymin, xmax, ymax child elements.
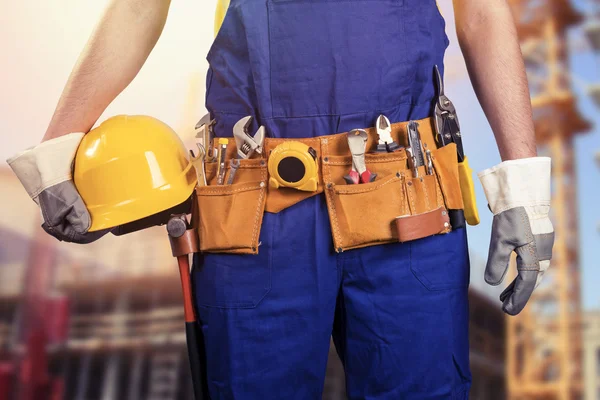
<box><xmin>0</xmin><ymin>0</ymin><xmax>599</xmax><ymax>399</ymax></box>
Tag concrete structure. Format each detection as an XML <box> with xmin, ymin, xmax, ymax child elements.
<box><xmin>469</xmin><ymin>290</ymin><xmax>506</xmax><ymax>400</ymax></box>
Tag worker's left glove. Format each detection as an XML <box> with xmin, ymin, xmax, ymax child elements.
<box><xmin>6</xmin><ymin>133</ymin><xmax>110</xmax><ymax>244</ymax></box>
<box><xmin>478</xmin><ymin>157</ymin><xmax>554</xmax><ymax>316</ymax></box>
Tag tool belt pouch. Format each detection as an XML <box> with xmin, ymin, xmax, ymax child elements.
<box><xmin>324</xmin><ymin>145</ymin><xmax>461</xmax><ymax>252</ymax></box>
<box><xmin>430</xmin><ymin>143</ymin><xmax>464</xmax><ymax>211</ymax></box>
<box><xmin>196</xmin><ymin>158</ymin><xmax>268</xmax><ymax>254</ymax></box>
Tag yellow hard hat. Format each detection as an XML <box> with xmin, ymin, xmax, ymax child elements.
<box><xmin>74</xmin><ymin>115</ymin><xmax>196</xmax><ymax>232</ymax></box>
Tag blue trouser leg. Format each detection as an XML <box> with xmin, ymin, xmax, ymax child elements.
<box><xmin>333</xmin><ymin>229</ymin><xmax>472</xmax><ymax>399</ymax></box>
<box><xmin>193</xmin><ymin>195</ymin><xmax>471</xmax><ymax>399</ymax></box>
<box><xmin>193</xmin><ymin>195</ymin><xmax>339</xmax><ymax>399</ymax></box>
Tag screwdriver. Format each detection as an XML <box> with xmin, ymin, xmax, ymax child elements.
<box><xmin>216</xmin><ymin>138</ymin><xmax>229</xmax><ymax>185</ymax></box>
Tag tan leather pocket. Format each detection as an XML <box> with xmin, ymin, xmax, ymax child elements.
<box><xmin>324</xmin><ymin>150</ymin><xmax>451</xmax><ymax>251</ymax></box>
<box><xmin>431</xmin><ymin>144</ymin><xmax>464</xmax><ymax>210</ymax></box>
<box><xmin>196</xmin><ymin>158</ymin><xmax>268</xmax><ymax>254</ymax></box>
<box><xmin>404</xmin><ymin>170</ymin><xmax>445</xmax><ymax>215</ymax></box>
<box><xmin>326</xmin><ymin>172</ymin><xmax>408</xmax><ymax>251</ymax></box>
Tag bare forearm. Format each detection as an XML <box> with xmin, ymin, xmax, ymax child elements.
<box><xmin>453</xmin><ymin>0</ymin><xmax>537</xmax><ymax>160</ymax></box>
<box><xmin>43</xmin><ymin>0</ymin><xmax>171</xmax><ymax>141</ymax></box>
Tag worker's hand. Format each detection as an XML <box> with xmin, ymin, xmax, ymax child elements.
<box><xmin>478</xmin><ymin>157</ymin><xmax>554</xmax><ymax>316</ymax></box>
<box><xmin>6</xmin><ymin>133</ymin><xmax>110</xmax><ymax>244</ymax></box>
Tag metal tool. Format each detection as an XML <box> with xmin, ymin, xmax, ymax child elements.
<box><xmin>407</xmin><ymin>121</ymin><xmax>425</xmax><ymax>167</ymax></box>
<box><xmin>433</xmin><ymin>64</ymin><xmax>480</xmax><ymax>226</ymax></box>
<box><xmin>195</xmin><ymin>113</ymin><xmax>216</xmax><ymax>162</ymax></box>
<box><xmin>375</xmin><ymin>115</ymin><xmax>401</xmax><ymax>152</ymax></box>
<box><xmin>224</xmin><ymin>116</ymin><xmax>267</xmax><ymax>185</ymax></box>
<box><xmin>344</xmin><ymin>129</ymin><xmax>377</xmax><ymax>184</ymax></box>
<box><xmin>190</xmin><ymin>146</ymin><xmax>207</xmax><ymax>186</ymax></box>
<box><xmin>425</xmin><ymin>149</ymin><xmax>434</xmax><ymax>175</ymax></box>
<box><xmin>233</xmin><ymin>116</ymin><xmax>266</xmax><ymax>159</ymax></box>
<box><xmin>226</xmin><ymin>158</ymin><xmax>240</xmax><ymax>185</ymax></box>
<box><xmin>433</xmin><ymin>65</ymin><xmax>464</xmax><ymax>162</ymax></box>
<box><xmin>166</xmin><ymin>215</ymin><xmax>209</xmax><ymax>400</ymax></box>
<box><xmin>216</xmin><ymin>138</ymin><xmax>229</xmax><ymax>185</ymax></box>
<box><xmin>406</xmin><ymin>147</ymin><xmax>419</xmax><ymax>178</ymax></box>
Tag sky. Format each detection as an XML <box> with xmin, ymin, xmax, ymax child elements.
<box><xmin>0</xmin><ymin>0</ymin><xmax>598</xmax><ymax>307</ymax></box>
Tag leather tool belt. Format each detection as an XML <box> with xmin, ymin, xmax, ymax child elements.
<box><xmin>195</xmin><ymin>117</ymin><xmax>464</xmax><ymax>255</ymax></box>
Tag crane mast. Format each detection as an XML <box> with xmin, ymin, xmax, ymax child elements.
<box><xmin>506</xmin><ymin>1</ymin><xmax>591</xmax><ymax>399</ymax></box>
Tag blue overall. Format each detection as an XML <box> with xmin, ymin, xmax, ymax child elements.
<box><xmin>193</xmin><ymin>0</ymin><xmax>472</xmax><ymax>398</ymax></box>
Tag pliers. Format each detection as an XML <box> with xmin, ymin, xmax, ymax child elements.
<box><xmin>433</xmin><ymin>65</ymin><xmax>464</xmax><ymax>162</ymax></box>
<box><xmin>344</xmin><ymin>129</ymin><xmax>377</xmax><ymax>184</ymax></box>
<box><xmin>375</xmin><ymin>115</ymin><xmax>401</xmax><ymax>152</ymax></box>
<box><xmin>433</xmin><ymin>64</ymin><xmax>480</xmax><ymax>226</ymax></box>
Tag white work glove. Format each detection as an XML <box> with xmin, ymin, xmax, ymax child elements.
<box><xmin>6</xmin><ymin>133</ymin><xmax>110</xmax><ymax>244</ymax></box>
<box><xmin>478</xmin><ymin>157</ymin><xmax>554</xmax><ymax>316</ymax></box>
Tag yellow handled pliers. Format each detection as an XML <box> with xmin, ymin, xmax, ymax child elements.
<box><xmin>433</xmin><ymin>65</ymin><xmax>480</xmax><ymax>226</ymax></box>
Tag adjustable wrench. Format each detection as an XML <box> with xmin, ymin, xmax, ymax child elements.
<box><xmin>195</xmin><ymin>113</ymin><xmax>216</xmax><ymax>162</ymax></box>
<box><xmin>344</xmin><ymin>129</ymin><xmax>377</xmax><ymax>184</ymax></box>
<box><xmin>228</xmin><ymin>116</ymin><xmax>267</xmax><ymax>184</ymax></box>
<box><xmin>190</xmin><ymin>145</ymin><xmax>207</xmax><ymax>186</ymax></box>
<box><xmin>375</xmin><ymin>115</ymin><xmax>401</xmax><ymax>152</ymax></box>
<box><xmin>233</xmin><ymin>116</ymin><xmax>266</xmax><ymax>159</ymax></box>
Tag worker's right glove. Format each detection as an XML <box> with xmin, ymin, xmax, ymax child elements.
<box><xmin>6</xmin><ymin>133</ymin><xmax>110</xmax><ymax>244</ymax></box>
<box><xmin>478</xmin><ymin>157</ymin><xmax>554</xmax><ymax>316</ymax></box>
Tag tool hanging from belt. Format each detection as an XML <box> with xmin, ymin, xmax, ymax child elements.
<box><xmin>433</xmin><ymin>65</ymin><xmax>480</xmax><ymax>226</ymax></box>
<box><xmin>166</xmin><ymin>213</ymin><xmax>208</xmax><ymax>400</ymax></box>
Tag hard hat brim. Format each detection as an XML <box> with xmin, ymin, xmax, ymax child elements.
<box><xmin>87</xmin><ymin>162</ymin><xmax>197</xmax><ymax>232</ymax></box>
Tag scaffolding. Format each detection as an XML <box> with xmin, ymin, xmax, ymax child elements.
<box><xmin>506</xmin><ymin>1</ymin><xmax>593</xmax><ymax>399</ymax></box>
<box><xmin>56</xmin><ymin>275</ymin><xmax>191</xmax><ymax>400</ymax></box>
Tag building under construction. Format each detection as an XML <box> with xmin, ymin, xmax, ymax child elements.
<box><xmin>505</xmin><ymin>0</ymin><xmax>599</xmax><ymax>398</ymax></box>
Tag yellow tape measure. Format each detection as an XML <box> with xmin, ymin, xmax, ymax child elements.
<box><xmin>268</xmin><ymin>142</ymin><xmax>319</xmax><ymax>192</ymax></box>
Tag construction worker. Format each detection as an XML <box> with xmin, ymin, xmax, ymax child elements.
<box><xmin>7</xmin><ymin>0</ymin><xmax>554</xmax><ymax>399</ymax></box>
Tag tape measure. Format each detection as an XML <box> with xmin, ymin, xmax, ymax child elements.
<box><xmin>268</xmin><ymin>141</ymin><xmax>319</xmax><ymax>192</ymax></box>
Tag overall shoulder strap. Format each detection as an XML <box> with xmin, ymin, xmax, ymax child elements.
<box><xmin>214</xmin><ymin>0</ymin><xmax>230</xmax><ymax>37</ymax></box>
